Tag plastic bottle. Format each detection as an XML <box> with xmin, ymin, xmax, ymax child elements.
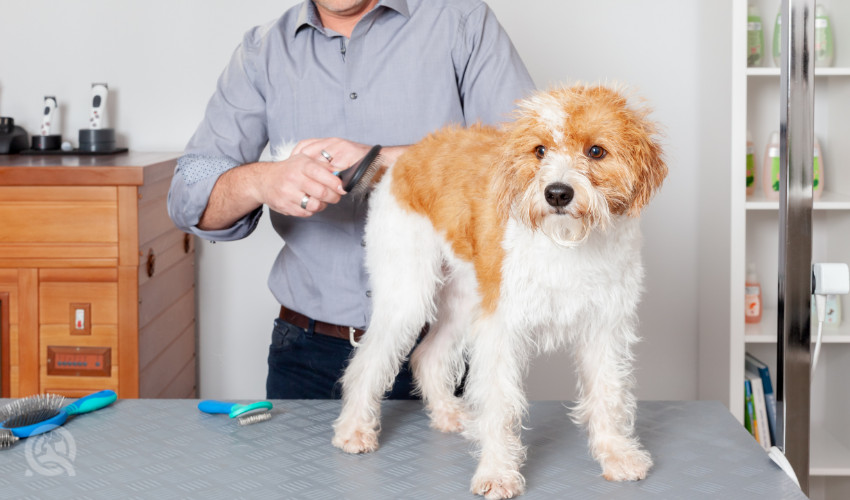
<box><xmin>813</xmin><ymin>136</ymin><xmax>824</xmax><ymax>199</ymax></box>
<box><xmin>747</xmin><ymin>5</ymin><xmax>764</xmax><ymax>67</ymax></box>
<box><xmin>772</xmin><ymin>8</ymin><xmax>781</xmax><ymax>67</ymax></box>
<box><xmin>763</xmin><ymin>131</ymin><xmax>781</xmax><ymax>200</ymax></box>
<box><xmin>746</xmin><ymin>131</ymin><xmax>756</xmax><ymax>196</ymax></box>
<box><xmin>815</xmin><ymin>4</ymin><xmax>834</xmax><ymax>67</ymax></box>
<box><xmin>762</xmin><ymin>131</ymin><xmax>824</xmax><ymax>200</ymax></box>
<box><xmin>745</xmin><ymin>263</ymin><xmax>762</xmax><ymax>324</ymax></box>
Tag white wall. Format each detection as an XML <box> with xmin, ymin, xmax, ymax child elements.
<box><xmin>0</xmin><ymin>1</ymin><xmax>728</xmax><ymax>401</ymax></box>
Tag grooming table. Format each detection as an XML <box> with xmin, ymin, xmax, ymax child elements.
<box><xmin>0</xmin><ymin>400</ymin><xmax>804</xmax><ymax>499</ymax></box>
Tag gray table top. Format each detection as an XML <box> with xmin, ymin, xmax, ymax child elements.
<box><xmin>0</xmin><ymin>399</ymin><xmax>804</xmax><ymax>499</ymax></box>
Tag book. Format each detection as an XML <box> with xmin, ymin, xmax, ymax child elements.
<box><xmin>747</xmin><ymin>369</ymin><xmax>771</xmax><ymax>450</ymax></box>
<box><xmin>746</xmin><ymin>352</ymin><xmax>776</xmax><ymax>446</ymax></box>
<box><xmin>744</xmin><ymin>379</ymin><xmax>757</xmax><ymax>439</ymax></box>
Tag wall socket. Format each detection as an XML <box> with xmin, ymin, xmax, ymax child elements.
<box><xmin>70</xmin><ymin>303</ymin><xmax>91</xmax><ymax>335</ymax></box>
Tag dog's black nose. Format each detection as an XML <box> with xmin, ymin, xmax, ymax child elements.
<box><xmin>544</xmin><ymin>183</ymin><xmax>574</xmax><ymax>207</ymax></box>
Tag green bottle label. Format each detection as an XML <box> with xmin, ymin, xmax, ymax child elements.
<box><xmin>746</xmin><ymin>145</ymin><xmax>755</xmax><ymax>188</ymax></box>
<box><xmin>769</xmin><ymin>147</ymin><xmax>820</xmax><ymax>192</ymax></box>
<box><xmin>747</xmin><ymin>16</ymin><xmax>763</xmax><ymax>66</ymax></box>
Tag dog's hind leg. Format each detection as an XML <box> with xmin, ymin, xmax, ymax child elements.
<box><xmin>465</xmin><ymin>313</ymin><xmax>530</xmax><ymax>499</ymax></box>
<box><xmin>333</xmin><ymin>190</ymin><xmax>443</xmax><ymax>454</ymax></box>
<box><xmin>410</xmin><ymin>261</ymin><xmax>476</xmax><ymax>433</ymax></box>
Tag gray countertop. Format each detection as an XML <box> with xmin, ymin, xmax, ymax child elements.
<box><xmin>0</xmin><ymin>399</ymin><xmax>805</xmax><ymax>499</ymax></box>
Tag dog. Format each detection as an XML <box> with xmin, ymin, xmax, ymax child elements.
<box><xmin>331</xmin><ymin>84</ymin><xmax>667</xmax><ymax>499</ymax></box>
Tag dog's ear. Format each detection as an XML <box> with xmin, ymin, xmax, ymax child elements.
<box><xmin>627</xmin><ymin>125</ymin><xmax>667</xmax><ymax>216</ymax></box>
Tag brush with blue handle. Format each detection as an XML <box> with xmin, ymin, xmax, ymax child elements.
<box><xmin>0</xmin><ymin>390</ymin><xmax>117</xmax><ymax>438</ymax></box>
<box><xmin>198</xmin><ymin>400</ymin><xmax>273</xmax><ymax>425</ymax></box>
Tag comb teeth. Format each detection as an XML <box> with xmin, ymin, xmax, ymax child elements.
<box><xmin>0</xmin><ymin>429</ymin><xmax>19</xmax><ymax>449</ymax></box>
<box><xmin>1</xmin><ymin>394</ymin><xmax>64</xmax><ymax>429</ymax></box>
<box><xmin>237</xmin><ymin>411</ymin><xmax>272</xmax><ymax>426</ymax></box>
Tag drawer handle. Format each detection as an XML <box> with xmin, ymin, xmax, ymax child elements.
<box><xmin>146</xmin><ymin>248</ymin><xmax>156</xmax><ymax>277</ymax></box>
<box><xmin>183</xmin><ymin>233</ymin><xmax>191</xmax><ymax>254</ymax></box>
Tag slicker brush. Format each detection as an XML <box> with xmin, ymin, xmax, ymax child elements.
<box><xmin>336</xmin><ymin>144</ymin><xmax>386</xmax><ymax>200</ymax></box>
<box><xmin>198</xmin><ymin>400</ymin><xmax>274</xmax><ymax>426</ymax></box>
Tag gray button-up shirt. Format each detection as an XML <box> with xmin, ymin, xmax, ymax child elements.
<box><xmin>167</xmin><ymin>0</ymin><xmax>534</xmax><ymax>329</ymax></box>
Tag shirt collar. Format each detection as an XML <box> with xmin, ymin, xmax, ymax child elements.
<box><xmin>294</xmin><ymin>0</ymin><xmax>410</xmax><ymax>37</ymax></box>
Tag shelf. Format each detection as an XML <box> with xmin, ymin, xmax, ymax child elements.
<box><xmin>747</xmin><ymin>67</ymin><xmax>850</xmax><ymax>76</ymax></box>
<box><xmin>745</xmin><ymin>191</ymin><xmax>850</xmax><ymax>210</ymax></box>
<box><xmin>812</xmin><ymin>427</ymin><xmax>850</xmax><ymax>476</ymax></box>
<box><xmin>745</xmin><ymin>309</ymin><xmax>850</xmax><ymax>343</ymax></box>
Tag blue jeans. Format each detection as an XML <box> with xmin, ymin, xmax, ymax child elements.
<box><xmin>266</xmin><ymin>317</ymin><xmax>420</xmax><ymax>399</ymax></box>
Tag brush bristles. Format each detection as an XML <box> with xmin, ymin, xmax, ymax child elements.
<box><xmin>237</xmin><ymin>411</ymin><xmax>272</xmax><ymax>426</ymax></box>
<box><xmin>0</xmin><ymin>429</ymin><xmax>19</xmax><ymax>449</ymax></box>
<box><xmin>0</xmin><ymin>394</ymin><xmax>64</xmax><ymax>429</ymax></box>
<box><xmin>349</xmin><ymin>154</ymin><xmax>387</xmax><ymax>201</ymax></box>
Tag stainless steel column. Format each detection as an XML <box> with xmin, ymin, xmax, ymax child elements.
<box><xmin>776</xmin><ymin>0</ymin><xmax>814</xmax><ymax>494</ymax></box>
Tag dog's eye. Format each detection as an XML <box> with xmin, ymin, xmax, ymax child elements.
<box><xmin>587</xmin><ymin>145</ymin><xmax>607</xmax><ymax>159</ymax></box>
<box><xmin>535</xmin><ymin>145</ymin><xmax>546</xmax><ymax>159</ymax></box>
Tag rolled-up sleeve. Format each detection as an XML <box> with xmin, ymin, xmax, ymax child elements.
<box><xmin>167</xmin><ymin>155</ymin><xmax>263</xmax><ymax>241</ymax></box>
<box><xmin>454</xmin><ymin>3</ymin><xmax>535</xmax><ymax>125</ymax></box>
<box><xmin>167</xmin><ymin>26</ymin><xmax>271</xmax><ymax>240</ymax></box>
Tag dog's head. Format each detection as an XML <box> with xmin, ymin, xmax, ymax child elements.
<box><xmin>494</xmin><ymin>84</ymin><xmax>667</xmax><ymax>246</ymax></box>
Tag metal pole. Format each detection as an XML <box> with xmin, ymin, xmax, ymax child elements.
<box><xmin>776</xmin><ymin>0</ymin><xmax>813</xmax><ymax>494</ymax></box>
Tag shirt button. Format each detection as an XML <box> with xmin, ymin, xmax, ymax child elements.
<box><xmin>366</xmin><ymin>290</ymin><xmax>372</xmax><ymax>298</ymax></box>
<box><xmin>349</xmin><ymin>92</ymin><xmax>358</xmax><ymax>100</ymax></box>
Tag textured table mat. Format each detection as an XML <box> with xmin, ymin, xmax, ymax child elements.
<box><xmin>0</xmin><ymin>399</ymin><xmax>805</xmax><ymax>499</ymax></box>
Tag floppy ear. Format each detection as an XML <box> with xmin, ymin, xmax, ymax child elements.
<box><xmin>627</xmin><ymin>126</ymin><xmax>667</xmax><ymax>216</ymax></box>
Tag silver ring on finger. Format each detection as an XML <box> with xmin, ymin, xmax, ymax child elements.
<box><xmin>300</xmin><ymin>194</ymin><xmax>310</xmax><ymax>210</ymax></box>
<box><xmin>321</xmin><ymin>149</ymin><xmax>333</xmax><ymax>162</ymax></box>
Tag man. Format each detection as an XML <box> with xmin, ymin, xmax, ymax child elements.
<box><xmin>168</xmin><ymin>0</ymin><xmax>534</xmax><ymax>399</ymax></box>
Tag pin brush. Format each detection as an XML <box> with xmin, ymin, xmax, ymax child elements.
<box><xmin>0</xmin><ymin>390</ymin><xmax>117</xmax><ymax>438</ymax></box>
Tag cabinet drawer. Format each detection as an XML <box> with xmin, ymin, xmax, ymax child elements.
<box><xmin>0</xmin><ymin>186</ymin><xmax>118</xmax><ymax>245</ymax></box>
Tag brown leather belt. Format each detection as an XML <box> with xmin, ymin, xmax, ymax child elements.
<box><xmin>279</xmin><ymin>306</ymin><xmax>365</xmax><ymax>342</ymax></box>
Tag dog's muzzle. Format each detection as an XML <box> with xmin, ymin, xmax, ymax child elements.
<box><xmin>544</xmin><ymin>182</ymin><xmax>574</xmax><ymax>208</ymax></box>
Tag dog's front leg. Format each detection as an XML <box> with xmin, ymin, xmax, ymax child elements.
<box><xmin>465</xmin><ymin>314</ymin><xmax>529</xmax><ymax>500</ymax></box>
<box><xmin>571</xmin><ymin>321</ymin><xmax>652</xmax><ymax>481</ymax></box>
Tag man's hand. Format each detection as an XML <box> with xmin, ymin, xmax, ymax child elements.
<box><xmin>292</xmin><ymin>137</ymin><xmax>372</xmax><ymax>172</ymax></box>
<box><xmin>256</xmin><ymin>152</ymin><xmax>346</xmax><ymax>217</ymax></box>
<box><xmin>197</xmin><ymin>138</ymin><xmax>409</xmax><ymax>230</ymax></box>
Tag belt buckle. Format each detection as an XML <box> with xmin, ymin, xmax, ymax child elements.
<box><xmin>349</xmin><ymin>327</ymin><xmax>359</xmax><ymax>347</ymax></box>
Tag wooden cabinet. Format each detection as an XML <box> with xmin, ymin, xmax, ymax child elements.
<box><xmin>0</xmin><ymin>153</ymin><xmax>195</xmax><ymax>398</ymax></box>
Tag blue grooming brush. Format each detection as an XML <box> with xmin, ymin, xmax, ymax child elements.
<box><xmin>0</xmin><ymin>390</ymin><xmax>117</xmax><ymax>438</ymax></box>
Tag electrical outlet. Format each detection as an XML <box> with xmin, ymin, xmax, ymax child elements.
<box><xmin>69</xmin><ymin>303</ymin><xmax>91</xmax><ymax>335</ymax></box>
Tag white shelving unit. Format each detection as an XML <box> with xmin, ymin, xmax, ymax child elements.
<box><xmin>700</xmin><ymin>0</ymin><xmax>850</xmax><ymax>495</ymax></box>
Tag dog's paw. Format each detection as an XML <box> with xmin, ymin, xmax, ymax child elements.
<box><xmin>428</xmin><ymin>399</ymin><xmax>468</xmax><ymax>433</ymax></box>
<box><xmin>601</xmin><ymin>448</ymin><xmax>652</xmax><ymax>481</ymax></box>
<box><xmin>470</xmin><ymin>471</ymin><xmax>526</xmax><ymax>499</ymax></box>
<box><xmin>332</xmin><ymin>427</ymin><xmax>379</xmax><ymax>454</ymax></box>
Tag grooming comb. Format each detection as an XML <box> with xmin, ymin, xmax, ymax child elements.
<box><xmin>198</xmin><ymin>400</ymin><xmax>273</xmax><ymax>425</ymax></box>
<box><xmin>0</xmin><ymin>390</ymin><xmax>117</xmax><ymax>438</ymax></box>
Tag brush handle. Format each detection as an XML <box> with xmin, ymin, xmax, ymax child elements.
<box><xmin>64</xmin><ymin>390</ymin><xmax>117</xmax><ymax>416</ymax></box>
<box><xmin>198</xmin><ymin>400</ymin><xmax>236</xmax><ymax>414</ymax></box>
